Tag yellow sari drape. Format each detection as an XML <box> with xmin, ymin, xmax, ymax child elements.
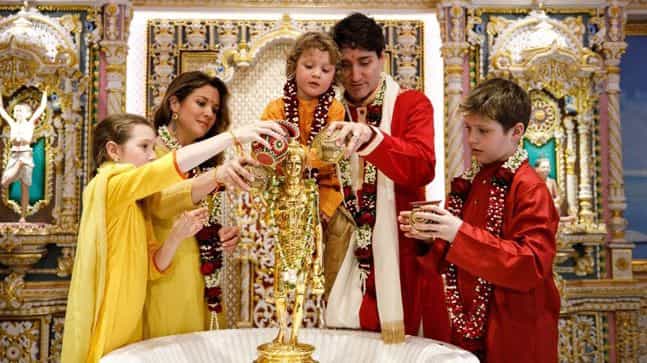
<box><xmin>62</xmin><ymin>153</ymin><xmax>185</xmax><ymax>362</ymax></box>
<box><xmin>144</xmin><ymin>144</ymin><xmax>219</xmax><ymax>338</ymax></box>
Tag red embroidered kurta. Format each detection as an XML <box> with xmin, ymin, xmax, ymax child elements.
<box><xmin>419</xmin><ymin>162</ymin><xmax>560</xmax><ymax>363</ymax></box>
<box><xmin>351</xmin><ymin>89</ymin><xmax>436</xmax><ymax>336</ymax></box>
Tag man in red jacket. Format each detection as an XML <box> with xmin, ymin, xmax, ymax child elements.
<box><xmin>324</xmin><ymin>13</ymin><xmax>436</xmax><ymax>343</ymax></box>
<box><xmin>399</xmin><ymin>78</ymin><xmax>560</xmax><ymax>362</ymax></box>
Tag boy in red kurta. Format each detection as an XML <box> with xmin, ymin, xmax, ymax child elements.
<box><xmin>399</xmin><ymin>78</ymin><xmax>560</xmax><ymax>362</ymax></box>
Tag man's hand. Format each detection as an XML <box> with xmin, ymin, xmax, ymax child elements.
<box><xmin>325</xmin><ymin>121</ymin><xmax>374</xmax><ymax>158</ymax></box>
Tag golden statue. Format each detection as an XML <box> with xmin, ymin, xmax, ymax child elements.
<box><xmin>256</xmin><ymin>140</ymin><xmax>324</xmax><ymax>363</ymax></box>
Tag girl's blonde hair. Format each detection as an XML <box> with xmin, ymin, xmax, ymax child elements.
<box><xmin>93</xmin><ymin>113</ymin><xmax>153</xmax><ymax>169</ymax></box>
<box><xmin>286</xmin><ymin>32</ymin><xmax>342</xmax><ymax>85</ymax></box>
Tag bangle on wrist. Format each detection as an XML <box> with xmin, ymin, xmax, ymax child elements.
<box><xmin>229</xmin><ymin>131</ymin><xmax>243</xmax><ymax>156</ymax></box>
<box><xmin>212</xmin><ymin>168</ymin><xmax>221</xmax><ymax>189</ymax></box>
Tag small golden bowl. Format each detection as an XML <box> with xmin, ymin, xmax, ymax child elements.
<box><xmin>311</xmin><ymin>125</ymin><xmax>351</xmax><ymax>163</ymax></box>
<box><xmin>409</xmin><ymin>200</ymin><xmax>442</xmax><ymax>229</ymax></box>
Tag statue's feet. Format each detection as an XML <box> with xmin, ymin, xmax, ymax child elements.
<box><xmin>273</xmin><ymin>332</ymin><xmax>285</xmax><ymax>345</ymax></box>
<box><xmin>18</xmin><ymin>217</ymin><xmax>26</xmax><ymax>223</ymax></box>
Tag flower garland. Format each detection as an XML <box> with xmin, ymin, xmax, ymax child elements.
<box><xmin>337</xmin><ymin>79</ymin><xmax>386</xmax><ymax>293</ymax></box>
<box><xmin>283</xmin><ymin>77</ymin><xmax>336</xmax><ymax>145</ymax></box>
<box><xmin>158</xmin><ymin>125</ymin><xmax>225</xmax><ymax>314</ymax></box>
<box><xmin>445</xmin><ymin>148</ymin><xmax>528</xmax><ymax>340</ymax></box>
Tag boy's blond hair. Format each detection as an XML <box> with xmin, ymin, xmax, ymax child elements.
<box><xmin>286</xmin><ymin>32</ymin><xmax>342</xmax><ymax>85</ymax></box>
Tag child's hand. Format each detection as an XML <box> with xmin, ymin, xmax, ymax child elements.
<box><xmin>398</xmin><ymin>210</ymin><xmax>435</xmax><ymax>241</ymax></box>
<box><xmin>406</xmin><ymin>205</ymin><xmax>463</xmax><ymax>243</ymax></box>
<box><xmin>218</xmin><ymin>226</ymin><xmax>240</xmax><ymax>253</ymax></box>
<box><xmin>170</xmin><ymin>207</ymin><xmax>209</xmax><ymax>242</ymax></box>
<box><xmin>214</xmin><ymin>156</ymin><xmax>258</xmax><ymax>191</ymax></box>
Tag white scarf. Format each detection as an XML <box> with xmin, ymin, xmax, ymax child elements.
<box><xmin>326</xmin><ymin>74</ymin><xmax>404</xmax><ymax>343</ymax></box>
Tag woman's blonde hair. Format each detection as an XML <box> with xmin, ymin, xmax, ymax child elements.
<box><xmin>93</xmin><ymin>113</ymin><xmax>153</xmax><ymax>169</ymax></box>
<box><xmin>286</xmin><ymin>32</ymin><xmax>342</xmax><ymax>85</ymax></box>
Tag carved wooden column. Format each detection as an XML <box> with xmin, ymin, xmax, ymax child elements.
<box><xmin>438</xmin><ymin>1</ymin><xmax>470</xmax><ymax>181</ymax></box>
<box><xmin>563</xmin><ymin>115</ymin><xmax>579</xmax><ymax>218</ymax></box>
<box><xmin>99</xmin><ymin>1</ymin><xmax>132</xmax><ymax>118</ymax></box>
<box><xmin>602</xmin><ymin>2</ymin><xmax>632</xmax><ymax>281</ymax></box>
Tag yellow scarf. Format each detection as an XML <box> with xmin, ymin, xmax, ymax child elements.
<box><xmin>61</xmin><ymin>162</ymin><xmax>133</xmax><ymax>363</ymax></box>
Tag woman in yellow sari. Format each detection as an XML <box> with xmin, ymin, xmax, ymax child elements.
<box><xmin>145</xmin><ymin>71</ymin><xmax>244</xmax><ymax>337</ymax></box>
<box><xmin>61</xmin><ymin>113</ymin><xmax>284</xmax><ymax>362</ymax></box>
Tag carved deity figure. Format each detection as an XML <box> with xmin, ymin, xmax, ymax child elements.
<box><xmin>534</xmin><ymin>157</ymin><xmax>561</xmax><ymax>214</ymax></box>
<box><xmin>0</xmin><ymin>90</ymin><xmax>47</xmax><ymax>222</ymax></box>
<box><xmin>266</xmin><ymin>140</ymin><xmax>324</xmax><ymax>347</ymax></box>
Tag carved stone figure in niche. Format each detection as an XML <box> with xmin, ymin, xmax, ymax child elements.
<box><xmin>0</xmin><ymin>89</ymin><xmax>47</xmax><ymax>223</ymax></box>
<box><xmin>534</xmin><ymin>157</ymin><xmax>561</xmax><ymax>214</ymax></box>
<box><xmin>564</xmin><ymin>94</ymin><xmax>577</xmax><ymax>116</ymax></box>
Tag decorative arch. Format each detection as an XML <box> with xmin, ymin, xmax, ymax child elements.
<box><xmin>146</xmin><ymin>14</ymin><xmax>424</xmax><ymax>117</ymax></box>
<box><xmin>487</xmin><ymin>10</ymin><xmax>605</xmax><ymax>229</ymax></box>
<box><xmin>0</xmin><ymin>5</ymin><xmax>84</xmax><ymax>221</ymax></box>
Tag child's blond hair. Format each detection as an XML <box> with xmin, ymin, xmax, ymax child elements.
<box><xmin>286</xmin><ymin>32</ymin><xmax>342</xmax><ymax>85</ymax></box>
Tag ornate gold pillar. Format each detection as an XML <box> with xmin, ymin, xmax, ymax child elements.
<box><xmin>99</xmin><ymin>1</ymin><xmax>133</xmax><ymax>117</ymax></box>
<box><xmin>438</xmin><ymin>1</ymin><xmax>470</xmax><ymax>182</ymax></box>
<box><xmin>563</xmin><ymin>116</ymin><xmax>579</xmax><ymax>218</ymax></box>
<box><xmin>602</xmin><ymin>2</ymin><xmax>632</xmax><ymax>280</ymax></box>
<box><xmin>577</xmin><ymin>110</ymin><xmax>594</xmax><ymax>226</ymax></box>
<box><xmin>616</xmin><ymin>310</ymin><xmax>640</xmax><ymax>362</ymax></box>
<box><xmin>60</xmin><ymin>79</ymin><xmax>85</xmax><ymax>230</ymax></box>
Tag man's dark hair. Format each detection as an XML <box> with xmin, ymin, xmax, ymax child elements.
<box><xmin>331</xmin><ymin>13</ymin><xmax>385</xmax><ymax>56</ymax></box>
<box><xmin>460</xmin><ymin>78</ymin><xmax>531</xmax><ymax>131</ymax></box>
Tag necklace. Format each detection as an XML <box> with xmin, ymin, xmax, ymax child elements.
<box><xmin>282</xmin><ymin>77</ymin><xmax>335</xmax><ymax>145</ymax></box>
<box><xmin>158</xmin><ymin>125</ymin><xmax>225</xmax><ymax>314</ymax></box>
<box><xmin>445</xmin><ymin>148</ymin><xmax>528</xmax><ymax>340</ymax></box>
<box><xmin>337</xmin><ymin>79</ymin><xmax>386</xmax><ymax>293</ymax></box>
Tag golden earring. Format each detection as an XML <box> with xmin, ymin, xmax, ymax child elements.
<box><xmin>172</xmin><ymin>113</ymin><xmax>179</xmax><ymax>121</ymax></box>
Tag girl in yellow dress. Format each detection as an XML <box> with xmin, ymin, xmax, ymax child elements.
<box><xmin>61</xmin><ymin>113</ymin><xmax>285</xmax><ymax>362</ymax></box>
<box><xmin>260</xmin><ymin>32</ymin><xmax>346</xmax><ymax>294</ymax></box>
<box><xmin>145</xmin><ymin>71</ymin><xmax>247</xmax><ymax>337</ymax></box>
